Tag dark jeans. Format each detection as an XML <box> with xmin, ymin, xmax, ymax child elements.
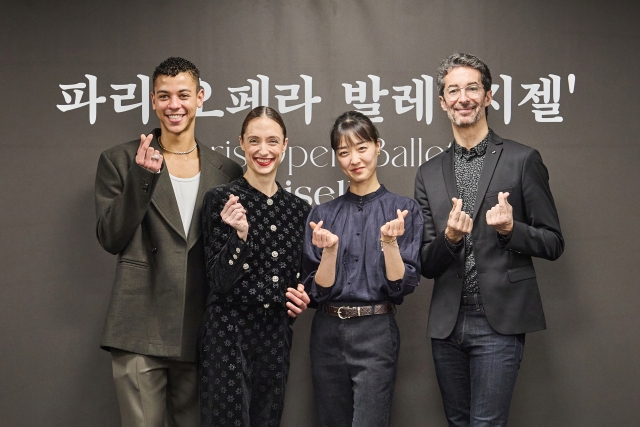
<box><xmin>310</xmin><ymin>307</ymin><xmax>400</xmax><ymax>427</ymax></box>
<box><xmin>431</xmin><ymin>303</ymin><xmax>525</xmax><ymax>427</ymax></box>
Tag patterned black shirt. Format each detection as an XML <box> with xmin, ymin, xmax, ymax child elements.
<box><xmin>453</xmin><ymin>130</ymin><xmax>492</xmax><ymax>295</ymax></box>
<box><xmin>202</xmin><ymin>177</ymin><xmax>311</xmax><ymax>308</ymax></box>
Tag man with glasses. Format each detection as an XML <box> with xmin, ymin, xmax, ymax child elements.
<box><xmin>414</xmin><ymin>53</ymin><xmax>564</xmax><ymax>426</ymax></box>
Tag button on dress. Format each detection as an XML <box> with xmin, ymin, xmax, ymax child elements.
<box><xmin>199</xmin><ymin>178</ymin><xmax>310</xmax><ymax>427</ymax></box>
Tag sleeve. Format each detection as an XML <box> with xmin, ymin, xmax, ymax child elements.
<box><xmin>414</xmin><ymin>166</ymin><xmax>460</xmax><ymax>279</ymax></box>
<box><xmin>95</xmin><ymin>150</ymin><xmax>160</xmax><ymax>254</ymax></box>
<box><xmin>444</xmin><ymin>233</ymin><xmax>464</xmax><ymax>253</ymax></box>
<box><xmin>496</xmin><ymin>231</ymin><xmax>512</xmax><ymax>248</ymax></box>
<box><xmin>381</xmin><ymin>199</ymin><xmax>423</xmax><ymax>302</ymax></box>
<box><xmin>288</xmin><ymin>201</ymin><xmax>313</xmax><ymax>320</ymax></box>
<box><xmin>501</xmin><ymin>149</ymin><xmax>564</xmax><ymax>260</ymax></box>
<box><xmin>202</xmin><ymin>188</ymin><xmax>253</xmax><ymax>294</ymax></box>
<box><xmin>300</xmin><ymin>206</ymin><xmax>332</xmax><ymax>307</ymax></box>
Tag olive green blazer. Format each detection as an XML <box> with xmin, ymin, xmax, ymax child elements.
<box><xmin>95</xmin><ymin>128</ymin><xmax>243</xmax><ymax>361</ymax></box>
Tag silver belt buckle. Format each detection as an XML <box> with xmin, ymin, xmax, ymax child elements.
<box><xmin>337</xmin><ymin>306</ymin><xmax>347</xmax><ymax>319</ymax></box>
<box><xmin>337</xmin><ymin>306</ymin><xmax>351</xmax><ymax>319</ymax></box>
<box><xmin>337</xmin><ymin>306</ymin><xmax>361</xmax><ymax>319</ymax></box>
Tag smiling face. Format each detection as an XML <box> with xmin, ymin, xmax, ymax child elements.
<box><xmin>239</xmin><ymin>115</ymin><xmax>288</xmax><ymax>180</ymax></box>
<box><xmin>439</xmin><ymin>66</ymin><xmax>492</xmax><ymax>128</ymax></box>
<box><xmin>151</xmin><ymin>72</ymin><xmax>204</xmax><ymax>136</ymax></box>
<box><xmin>336</xmin><ymin>134</ymin><xmax>381</xmax><ymax>194</ymax></box>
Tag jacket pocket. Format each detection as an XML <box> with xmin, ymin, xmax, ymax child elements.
<box><xmin>118</xmin><ymin>258</ymin><xmax>148</xmax><ymax>269</ymax></box>
<box><xmin>507</xmin><ymin>265</ymin><xmax>536</xmax><ymax>282</ymax></box>
<box><xmin>485</xmin><ymin>186</ymin><xmax>514</xmax><ymax>199</ymax></box>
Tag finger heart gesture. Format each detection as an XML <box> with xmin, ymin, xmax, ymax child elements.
<box><xmin>221</xmin><ymin>194</ymin><xmax>249</xmax><ymax>240</ymax></box>
<box><xmin>135</xmin><ymin>134</ymin><xmax>163</xmax><ymax>173</ymax></box>
<box><xmin>485</xmin><ymin>192</ymin><xmax>513</xmax><ymax>235</ymax></box>
<box><xmin>309</xmin><ymin>220</ymin><xmax>339</xmax><ymax>249</ymax></box>
<box><xmin>380</xmin><ymin>209</ymin><xmax>408</xmax><ymax>239</ymax></box>
<box><xmin>445</xmin><ymin>197</ymin><xmax>473</xmax><ymax>243</ymax></box>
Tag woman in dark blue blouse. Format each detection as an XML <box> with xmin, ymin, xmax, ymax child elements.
<box><xmin>199</xmin><ymin>106</ymin><xmax>311</xmax><ymax>427</ymax></box>
<box><xmin>302</xmin><ymin>111</ymin><xmax>423</xmax><ymax>427</ymax></box>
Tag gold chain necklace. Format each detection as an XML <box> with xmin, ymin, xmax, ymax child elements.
<box><xmin>158</xmin><ymin>137</ymin><xmax>197</xmax><ymax>155</ymax></box>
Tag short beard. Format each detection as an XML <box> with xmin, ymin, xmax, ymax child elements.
<box><xmin>447</xmin><ymin>102</ymin><xmax>485</xmax><ymax>127</ymax></box>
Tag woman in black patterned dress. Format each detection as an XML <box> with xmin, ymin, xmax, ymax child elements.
<box><xmin>199</xmin><ymin>106</ymin><xmax>311</xmax><ymax>427</ymax></box>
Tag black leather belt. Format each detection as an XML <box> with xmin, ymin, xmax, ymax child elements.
<box><xmin>322</xmin><ymin>302</ymin><xmax>394</xmax><ymax>319</ymax></box>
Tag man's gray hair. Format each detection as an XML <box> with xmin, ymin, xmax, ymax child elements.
<box><xmin>436</xmin><ymin>53</ymin><xmax>492</xmax><ymax>97</ymax></box>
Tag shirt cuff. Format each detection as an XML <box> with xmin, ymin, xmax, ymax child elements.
<box><xmin>224</xmin><ymin>231</ymin><xmax>252</xmax><ymax>269</ymax></box>
<box><xmin>444</xmin><ymin>233</ymin><xmax>464</xmax><ymax>254</ymax></box>
<box><xmin>137</xmin><ymin>163</ymin><xmax>163</xmax><ymax>174</ymax></box>
<box><xmin>497</xmin><ymin>231</ymin><xmax>512</xmax><ymax>248</ymax></box>
<box><xmin>315</xmin><ymin>282</ymin><xmax>330</xmax><ymax>297</ymax></box>
<box><xmin>386</xmin><ymin>278</ymin><xmax>403</xmax><ymax>293</ymax></box>
<box><xmin>228</xmin><ymin>228</ymin><xmax>250</xmax><ymax>248</ymax></box>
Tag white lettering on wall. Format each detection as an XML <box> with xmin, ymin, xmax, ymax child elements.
<box><xmin>56</xmin><ymin>72</ymin><xmax>575</xmax><ymax>126</ymax></box>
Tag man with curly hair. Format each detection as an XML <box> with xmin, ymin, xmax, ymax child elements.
<box><xmin>95</xmin><ymin>57</ymin><xmax>243</xmax><ymax>427</ymax></box>
<box><xmin>415</xmin><ymin>53</ymin><xmax>564</xmax><ymax>426</ymax></box>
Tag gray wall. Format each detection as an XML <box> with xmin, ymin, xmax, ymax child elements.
<box><xmin>1</xmin><ymin>1</ymin><xmax>639</xmax><ymax>425</ymax></box>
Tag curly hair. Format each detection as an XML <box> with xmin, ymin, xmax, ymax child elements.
<box><xmin>152</xmin><ymin>57</ymin><xmax>201</xmax><ymax>91</ymax></box>
<box><xmin>436</xmin><ymin>53</ymin><xmax>492</xmax><ymax>97</ymax></box>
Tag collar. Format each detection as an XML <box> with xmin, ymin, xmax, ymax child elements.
<box><xmin>454</xmin><ymin>129</ymin><xmax>492</xmax><ymax>160</ymax></box>
<box><xmin>236</xmin><ymin>176</ymin><xmax>282</xmax><ymax>199</ymax></box>
<box><xmin>344</xmin><ymin>184</ymin><xmax>387</xmax><ymax>205</ymax></box>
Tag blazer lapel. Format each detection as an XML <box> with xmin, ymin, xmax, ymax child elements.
<box><xmin>186</xmin><ymin>145</ymin><xmax>231</xmax><ymax>250</ymax></box>
<box><xmin>442</xmin><ymin>143</ymin><xmax>458</xmax><ymax>203</ymax></box>
<box><xmin>152</xmin><ymin>168</ymin><xmax>186</xmax><ymax>240</ymax></box>
<box><xmin>149</xmin><ymin>131</ymin><xmax>187</xmax><ymax>240</ymax></box>
<box><xmin>472</xmin><ymin>134</ymin><xmax>504</xmax><ymax>223</ymax></box>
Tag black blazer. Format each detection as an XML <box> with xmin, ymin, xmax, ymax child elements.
<box><xmin>414</xmin><ymin>132</ymin><xmax>563</xmax><ymax>338</ymax></box>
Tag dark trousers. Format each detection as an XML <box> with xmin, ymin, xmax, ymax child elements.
<box><xmin>198</xmin><ymin>304</ymin><xmax>293</xmax><ymax>427</ymax></box>
<box><xmin>310</xmin><ymin>308</ymin><xmax>400</xmax><ymax>427</ymax></box>
<box><xmin>431</xmin><ymin>304</ymin><xmax>525</xmax><ymax>427</ymax></box>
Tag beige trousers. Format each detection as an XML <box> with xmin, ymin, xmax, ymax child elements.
<box><xmin>111</xmin><ymin>349</ymin><xmax>199</xmax><ymax>427</ymax></box>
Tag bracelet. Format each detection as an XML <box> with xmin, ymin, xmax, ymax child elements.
<box><xmin>380</xmin><ymin>237</ymin><xmax>397</xmax><ymax>250</ymax></box>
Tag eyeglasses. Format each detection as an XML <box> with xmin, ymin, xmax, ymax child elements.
<box><xmin>444</xmin><ymin>84</ymin><xmax>483</xmax><ymax>100</ymax></box>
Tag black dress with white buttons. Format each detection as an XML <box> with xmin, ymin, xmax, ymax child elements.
<box><xmin>199</xmin><ymin>177</ymin><xmax>310</xmax><ymax>427</ymax></box>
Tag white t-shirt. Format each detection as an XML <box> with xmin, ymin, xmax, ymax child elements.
<box><xmin>169</xmin><ymin>172</ymin><xmax>201</xmax><ymax>236</ymax></box>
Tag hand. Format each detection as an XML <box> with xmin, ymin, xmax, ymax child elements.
<box><xmin>286</xmin><ymin>284</ymin><xmax>310</xmax><ymax>318</ymax></box>
<box><xmin>380</xmin><ymin>209</ymin><xmax>408</xmax><ymax>240</ymax></box>
<box><xmin>135</xmin><ymin>134</ymin><xmax>163</xmax><ymax>173</ymax></box>
<box><xmin>309</xmin><ymin>221</ymin><xmax>339</xmax><ymax>250</ymax></box>
<box><xmin>221</xmin><ymin>194</ymin><xmax>249</xmax><ymax>241</ymax></box>
<box><xmin>445</xmin><ymin>198</ymin><xmax>473</xmax><ymax>244</ymax></box>
<box><xmin>486</xmin><ymin>192</ymin><xmax>513</xmax><ymax>235</ymax></box>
